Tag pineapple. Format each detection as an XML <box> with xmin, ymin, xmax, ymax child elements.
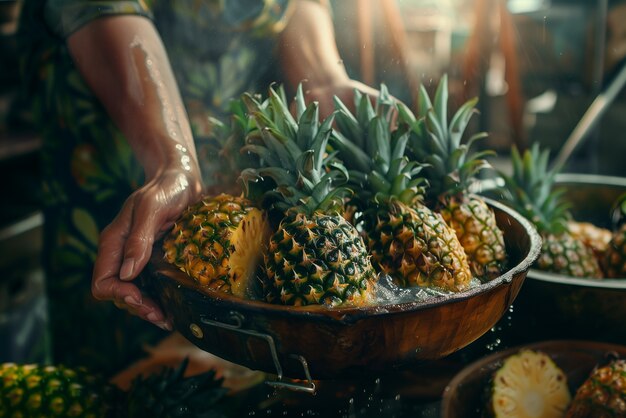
<box><xmin>197</xmin><ymin>99</ymin><xmax>260</xmax><ymax>195</ymax></box>
<box><xmin>399</xmin><ymin>75</ymin><xmax>506</xmax><ymax>282</ymax></box>
<box><xmin>499</xmin><ymin>144</ymin><xmax>603</xmax><ymax>278</ymax></box>
<box><xmin>487</xmin><ymin>349</ymin><xmax>571</xmax><ymax>418</ymax></box>
<box><xmin>331</xmin><ymin>85</ymin><xmax>472</xmax><ymax>292</ymax></box>
<box><xmin>0</xmin><ymin>359</ymin><xmax>228</xmax><ymax>418</ymax></box>
<box><xmin>239</xmin><ymin>86</ymin><xmax>377</xmax><ymax>307</ymax></box>
<box><xmin>162</xmin><ymin>193</ymin><xmax>271</xmax><ymax>298</ymax></box>
<box><xmin>567</xmin><ymin>221</ymin><xmax>612</xmax><ymax>261</ymax></box>
<box><xmin>566</xmin><ymin>359</ymin><xmax>626</xmax><ymax>417</ymax></box>
<box><xmin>605</xmin><ymin>193</ymin><xmax>626</xmax><ymax>278</ymax></box>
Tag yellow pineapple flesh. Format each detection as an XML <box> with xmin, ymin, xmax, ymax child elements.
<box><xmin>489</xmin><ymin>349</ymin><xmax>571</xmax><ymax>418</ymax></box>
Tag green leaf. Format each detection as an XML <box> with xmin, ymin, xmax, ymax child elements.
<box><xmin>297</xmin><ymin>102</ymin><xmax>319</xmax><ymax>151</ymax></box>
<box><xmin>296</xmin><ymin>150</ymin><xmax>319</xmax><ymax>183</ymax></box>
<box><xmin>333</xmin><ymin>98</ymin><xmax>364</xmax><ymax>147</ymax></box>
<box><xmin>369</xmin><ymin>171</ymin><xmax>391</xmax><ymax>194</ymax></box>
<box><xmin>311</xmin><ymin>113</ymin><xmax>336</xmax><ymax>173</ymax></box>
<box><xmin>433</xmin><ymin>74</ymin><xmax>448</xmax><ymax>136</ymax></box>
<box><xmin>295</xmin><ymin>83</ymin><xmax>307</xmax><ymax>120</ymax></box>
<box><xmin>240</xmin><ymin>144</ymin><xmax>279</xmax><ymax>166</ymax></box>
<box><xmin>417</xmin><ymin>84</ymin><xmax>433</xmax><ymax>118</ymax></box>
<box><xmin>390</xmin><ymin>129</ymin><xmax>409</xmax><ymax>162</ymax></box>
<box><xmin>356</xmin><ymin>93</ymin><xmax>376</xmax><ymax>130</ymax></box>
<box><xmin>330</xmin><ymin>131</ymin><xmax>371</xmax><ymax>173</ymax></box>
<box><xmin>425</xmin><ymin>110</ymin><xmax>447</xmax><ymax>153</ymax></box>
<box><xmin>449</xmin><ymin>98</ymin><xmax>479</xmax><ymax>149</ymax></box>
<box><xmin>366</xmin><ymin>116</ymin><xmax>391</xmax><ymax>167</ymax></box>
<box><xmin>269</xmin><ymin>86</ymin><xmax>297</xmax><ymax>141</ymax></box>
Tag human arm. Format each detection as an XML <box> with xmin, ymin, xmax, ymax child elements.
<box><xmin>67</xmin><ymin>15</ymin><xmax>203</xmax><ymax>330</ymax></box>
<box><xmin>277</xmin><ymin>0</ymin><xmax>382</xmax><ymax>117</ymax></box>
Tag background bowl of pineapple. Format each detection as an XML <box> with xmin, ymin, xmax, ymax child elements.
<box><xmin>145</xmin><ymin>197</ymin><xmax>540</xmax><ymax>382</ymax></box>
<box><xmin>498</xmin><ymin>173</ymin><xmax>626</xmax><ymax>346</ymax></box>
<box><xmin>440</xmin><ymin>339</ymin><xmax>626</xmax><ymax>418</ymax></box>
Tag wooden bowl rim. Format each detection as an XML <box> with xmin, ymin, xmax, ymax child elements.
<box><xmin>150</xmin><ymin>197</ymin><xmax>541</xmax><ymax>319</ymax></box>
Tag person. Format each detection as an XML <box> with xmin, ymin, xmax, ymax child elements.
<box><xmin>17</xmin><ymin>0</ymin><xmax>381</xmax><ymax>375</ymax></box>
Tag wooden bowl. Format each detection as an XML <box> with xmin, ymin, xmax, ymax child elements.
<box><xmin>143</xmin><ymin>198</ymin><xmax>540</xmax><ymax>381</ymax></box>
<box><xmin>440</xmin><ymin>340</ymin><xmax>626</xmax><ymax>418</ymax></box>
<box><xmin>503</xmin><ymin>174</ymin><xmax>626</xmax><ymax>345</ymax></box>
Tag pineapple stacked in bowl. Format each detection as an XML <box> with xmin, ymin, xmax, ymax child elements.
<box><xmin>497</xmin><ymin>144</ymin><xmax>626</xmax><ymax>279</ymax></box>
<box><xmin>161</xmin><ymin>76</ymin><xmax>508</xmax><ymax>308</ymax></box>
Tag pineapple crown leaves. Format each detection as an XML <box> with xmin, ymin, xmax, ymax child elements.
<box><xmin>239</xmin><ymin>84</ymin><xmax>351</xmax><ymax>215</ymax></box>
<box><xmin>197</xmin><ymin>97</ymin><xmax>263</xmax><ymax>190</ymax></box>
<box><xmin>125</xmin><ymin>358</ymin><xmax>229</xmax><ymax>418</ymax></box>
<box><xmin>399</xmin><ymin>74</ymin><xmax>495</xmax><ymax>200</ymax></box>
<box><xmin>330</xmin><ymin>84</ymin><xmax>428</xmax><ymax>207</ymax></box>
<box><xmin>499</xmin><ymin>143</ymin><xmax>571</xmax><ymax>235</ymax></box>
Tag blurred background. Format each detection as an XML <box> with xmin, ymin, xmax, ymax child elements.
<box><xmin>1</xmin><ymin>0</ymin><xmax>625</xmax><ymax>363</ymax></box>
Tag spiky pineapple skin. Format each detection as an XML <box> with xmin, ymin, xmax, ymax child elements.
<box><xmin>263</xmin><ymin>212</ymin><xmax>376</xmax><ymax>307</ymax></box>
<box><xmin>162</xmin><ymin>193</ymin><xmax>268</xmax><ymax>296</ymax></box>
<box><xmin>440</xmin><ymin>195</ymin><xmax>507</xmax><ymax>281</ymax></box>
<box><xmin>604</xmin><ymin>224</ymin><xmax>626</xmax><ymax>278</ymax></box>
<box><xmin>0</xmin><ymin>363</ymin><xmax>111</xmax><ymax>417</ymax></box>
<box><xmin>365</xmin><ymin>200</ymin><xmax>471</xmax><ymax>292</ymax></box>
<box><xmin>566</xmin><ymin>359</ymin><xmax>626</xmax><ymax>418</ymax></box>
<box><xmin>538</xmin><ymin>232</ymin><xmax>603</xmax><ymax>278</ymax></box>
<box><xmin>488</xmin><ymin>349</ymin><xmax>571</xmax><ymax>418</ymax></box>
<box><xmin>568</xmin><ymin>221</ymin><xmax>612</xmax><ymax>261</ymax></box>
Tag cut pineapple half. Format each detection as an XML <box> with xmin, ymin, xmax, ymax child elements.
<box><xmin>163</xmin><ymin>194</ymin><xmax>270</xmax><ymax>297</ymax></box>
<box><xmin>228</xmin><ymin>208</ymin><xmax>271</xmax><ymax>298</ymax></box>
<box><xmin>490</xmin><ymin>349</ymin><xmax>571</xmax><ymax>418</ymax></box>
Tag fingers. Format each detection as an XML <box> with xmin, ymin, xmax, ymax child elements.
<box><xmin>123</xmin><ymin>193</ymin><xmax>163</xmax><ymax>279</ymax></box>
<box><xmin>95</xmin><ymin>276</ymin><xmax>172</xmax><ymax>330</ymax></box>
<box><xmin>91</xmin><ymin>194</ymin><xmax>171</xmax><ymax>330</ymax></box>
<box><xmin>92</xmin><ymin>197</ymin><xmax>135</xmax><ymax>286</ymax></box>
<box><xmin>92</xmin><ymin>174</ymin><xmax>197</xmax><ymax>329</ymax></box>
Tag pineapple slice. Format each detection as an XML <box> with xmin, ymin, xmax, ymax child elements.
<box><xmin>489</xmin><ymin>349</ymin><xmax>571</xmax><ymax>418</ymax></box>
<box><xmin>566</xmin><ymin>359</ymin><xmax>626</xmax><ymax>417</ymax></box>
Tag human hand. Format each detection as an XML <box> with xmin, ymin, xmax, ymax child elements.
<box><xmin>301</xmin><ymin>79</ymin><xmax>384</xmax><ymax>119</ymax></box>
<box><xmin>299</xmin><ymin>79</ymin><xmax>401</xmax><ymax>128</ymax></box>
<box><xmin>92</xmin><ymin>169</ymin><xmax>203</xmax><ymax>331</ymax></box>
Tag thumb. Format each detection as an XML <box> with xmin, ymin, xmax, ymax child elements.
<box><xmin>93</xmin><ymin>197</ymin><xmax>135</xmax><ymax>284</ymax></box>
<box><xmin>121</xmin><ymin>195</ymin><xmax>167</xmax><ymax>280</ymax></box>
